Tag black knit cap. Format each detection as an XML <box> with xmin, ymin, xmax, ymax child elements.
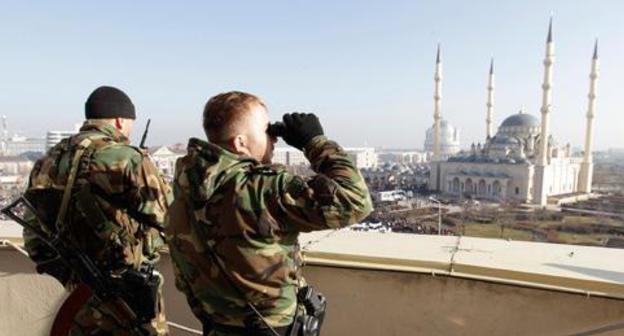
<box><xmin>85</xmin><ymin>86</ymin><xmax>136</xmax><ymax>119</ymax></box>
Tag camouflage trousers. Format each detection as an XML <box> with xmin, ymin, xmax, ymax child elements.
<box><xmin>69</xmin><ymin>288</ymin><xmax>168</xmax><ymax>336</ymax></box>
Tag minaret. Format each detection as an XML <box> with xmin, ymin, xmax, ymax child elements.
<box><xmin>578</xmin><ymin>40</ymin><xmax>599</xmax><ymax>193</ymax></box>
<box><xmin>433</xmin><ymin>44</ymin><xmax>442</xmax><ymax>161</ymax></box>
<box><xmin>429</xmin><ymin>44</ymin><xmax>443</xmax><ymax>191</ymax></box>
<box><xmin>533</xmin><ymin>18</ymin><xmax>555</xmax><ymax>205</ymax></box>
<box><xmin>1</xmin><ymin>116</ymin><xmax>7</xmax><ymax>156</ymax></box>
<box><xmin>538</xmin><ymin>19</ymin><xmax>554</xmax><ymax>166</ymax></box>
<box><xmin>486</xmin><ymin>59</ymin><xmax>495</xmax><ymax>139</ymax></box>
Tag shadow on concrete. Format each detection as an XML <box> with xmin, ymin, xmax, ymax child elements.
<box><xmin>0</xmin><ymin>250</ymin><xmax>37</xmax><ymax>277</ymax></box>
<box><xmin>544</xmin><ymin>263</ymin><xmax>624</xmax><ymax>283</ymax></box>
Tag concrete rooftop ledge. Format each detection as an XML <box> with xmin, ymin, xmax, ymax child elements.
<box><xmin>4</xmin><ymin>221</ymin><xmax>624</xmax><ymax>298</ymax></box>
<box><xmin>3</xmin><ymin>225</ymin><xmax>624</xmax><ymax>335</ymax></box>
<box><xmin>299</xmin><ymin>230</ymin><xmax>624</xmax><ymax>299</ymax></box>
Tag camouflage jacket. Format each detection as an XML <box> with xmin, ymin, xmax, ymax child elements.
<box><xmin>166</xmin><ymin>135</ymin><xmax>372</xmax><ymax>328</ymax></box>
<box><xmin>23</xmin><ymin>121</ymin><xmax>172</xmax><ymax>277</ymax></box>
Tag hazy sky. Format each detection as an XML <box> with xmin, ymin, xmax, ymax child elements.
<box><xmin>1</xmin><ymin>1</ymin><xmax>623</xmax><ymax>149</ymax></box>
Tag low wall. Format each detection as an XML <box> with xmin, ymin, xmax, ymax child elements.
<box><xmin>0</xmin><ymin>249</ymin><xmax>66</xmax><ymax>336</ymax></box>
<box><xmin>3</xmin><ymin>249</ymin><xmax>624</xmax><ymax>335</ymax></box>
<box><xmin>303</xmin><ymin>264</ymin><xmax>624</xmax><ymax>335</ymax></box>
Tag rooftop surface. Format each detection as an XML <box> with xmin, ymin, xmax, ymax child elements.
<box><xmin>300</xmin><ymin>229</ymin><xmax>624</xmax><ymax>298</ymax></box>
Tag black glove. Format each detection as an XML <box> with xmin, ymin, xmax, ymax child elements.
<box><xmin>282</xmin><ymin>113</ymin><xmax>324</xmax><ymax>150</ymax></box>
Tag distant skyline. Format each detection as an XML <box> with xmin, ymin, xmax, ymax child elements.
<box><xmin>1</xmin><ymin>1</ymin><xmax>623</xmax><ymax>150</ymax></box>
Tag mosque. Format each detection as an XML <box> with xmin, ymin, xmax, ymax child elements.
<box><xmin>429</xmin><ymin>20</ymin><xmax>599</xmax><ymax>206</ymax></box>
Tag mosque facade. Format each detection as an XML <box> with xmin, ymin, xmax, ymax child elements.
<box><xmin>428</xmin><ymin>20</ymin><xmax>599</xmax><ymax>206</ymax></box>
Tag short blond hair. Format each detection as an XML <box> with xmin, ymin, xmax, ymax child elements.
<box><xmin>202</xmin><ymin>91</ymin><xmax>265</xmax><ymax>142</ymax></box>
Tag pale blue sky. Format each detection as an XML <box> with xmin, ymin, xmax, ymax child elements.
<box><xmin>1</xmin><ymin>1</ymin><xmax>623</xmax><ymax>149</ymax></box>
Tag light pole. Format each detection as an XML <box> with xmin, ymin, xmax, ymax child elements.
<box><xmin>429</xmin><ymin>196</ymin><xmax>442</xmax><ymax>235</ymax></box>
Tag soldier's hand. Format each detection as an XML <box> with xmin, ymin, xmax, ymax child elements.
<box><xmin>282</xmin><ymin>113</ymin><xmax>324</xmax><ymax>150</ymax></box>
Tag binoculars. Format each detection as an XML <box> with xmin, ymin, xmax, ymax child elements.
<box><xmin>267</xmin><ymin>122</ymin><xmax>287</xmax><ymax>138</ymax></box>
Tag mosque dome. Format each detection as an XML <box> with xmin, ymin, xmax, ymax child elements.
<box><xmin>496</xmin><ymin>110</ymin><xmax>541</xmax><ymax>139</ymax></box>
<box><xmin>500</xmin><ymin>113</ymin><xmax>539</xmax><ymax>128</ymax></box>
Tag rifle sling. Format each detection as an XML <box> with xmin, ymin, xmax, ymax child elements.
<box><xmin>49</xmin><ymin>133</ymin><xmax>163</xmax><ymax>234</ymax></box>
<box><xmin>55</xmin><ymin>138</ymin><xmax>93</xmax><ymax>231</ymax></box>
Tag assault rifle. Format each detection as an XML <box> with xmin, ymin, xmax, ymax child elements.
<box><xmin>1</xmin><ymin>196</ymin><xmax>153</xmax><ymax>336</ymax></box>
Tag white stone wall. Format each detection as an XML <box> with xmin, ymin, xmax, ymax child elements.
<box><xmin>438</xmin><ymin>161</ymin><xmax>533</xmax><ymax>202</ymax></box>
<box><xmin>547</xmin><ymin>158</ymin><xmax>582</xmax><ymax>195</ymax></box>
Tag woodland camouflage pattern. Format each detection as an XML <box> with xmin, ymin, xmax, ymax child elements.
<box><xmin>166</xmin><ymin>135</ymin><xmax>372</xmax><ymax>333</ymax></box>
<box><xmin>23</xmin><ymin>121</ymin><xmax>172</xmax><ymax>336</ymax></box>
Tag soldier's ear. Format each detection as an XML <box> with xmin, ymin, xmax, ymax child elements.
<box><xmin>114</xmin><ymin>117</ymin><xmax>123</xmax><ymax>130</ymax></box>
<box><xmin>232</xmin><ymin>135</ymin><xmax>250</xmax><ymax>156</ymax></box>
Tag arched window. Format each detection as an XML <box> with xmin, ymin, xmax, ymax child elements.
<box><xmin>478</xmin><ymin>179</ymin><xmax>486</xmax><ymax>195</ymax></box>
<box><xmin>465</xmin><ymin>179</ymin><xmax>473</xmax><ymax>195</ymax></box>
<box><xmin>493</xmin><ymin>180</ymin><xmax>501</xmax><ymax>196</ymax></box>
<box><xmin>452</xmin><ymin>177</ymin><xmax>460</xmax><ymax>193</ymax></box>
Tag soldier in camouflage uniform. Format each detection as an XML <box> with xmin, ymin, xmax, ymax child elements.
<box><xmin>166</xmin><ymin>91</ymin><xmax>372</xmax><ymax>335</ymax></box>
<box><xmin>23</xmin><ymin>86</ymin><xmax>172</xmax><ymax>335</ymax></box>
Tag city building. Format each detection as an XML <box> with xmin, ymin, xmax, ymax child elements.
<box><xmin>149</xmin><ymin>145</ymin><xmax>186</xmax><ymax>178</ymax></box>
<box><xmin>273</xmin><ymin>146</ymin><xmax>378</xmax><ymax>169</ymax></box>
<box><xmin>429</xmin><ymin>21</ymin><xmax>598</xmax><ymax>205</ymax></box>
<box><xmin>423</xmin><ymin>119</ymin><xmax>460</xmax><ymax>160</ymax></box>
<box><xmin>345</xmin><ymin>147</ymin><xmax>378</xmax><ymax>169</ymax></box>
<box><xmin>4</xmin><ymin>135</ymin><xmax>46</xmax><ymax>155</ymax></box>
<box><xmin>0</xmin><ymin>156</ymin><xmax>34</xmax><ymax>175</ymax></box>
<box><xmin>362</xmin><ymin>161</ymin><xmax>429</xmax><ymax>192</ymax></box>
<box><xmin>0</xmin><ymin>116</ymin><xmax>46</xmax><ymax>156</ymax></box>
<box><xmin>46</xmin><ymin>125</ymin><xmax>80</xmax><ymax>150</ymax></box>
<box><xmin>272</xmin><ymin>147</ymin><xmax>308</xmax><ymax>166</ymax></box>
<box><xmin>378</xmin><ymin>151</ymin><xmax>430</xmax><ymax>164</ymax></box>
